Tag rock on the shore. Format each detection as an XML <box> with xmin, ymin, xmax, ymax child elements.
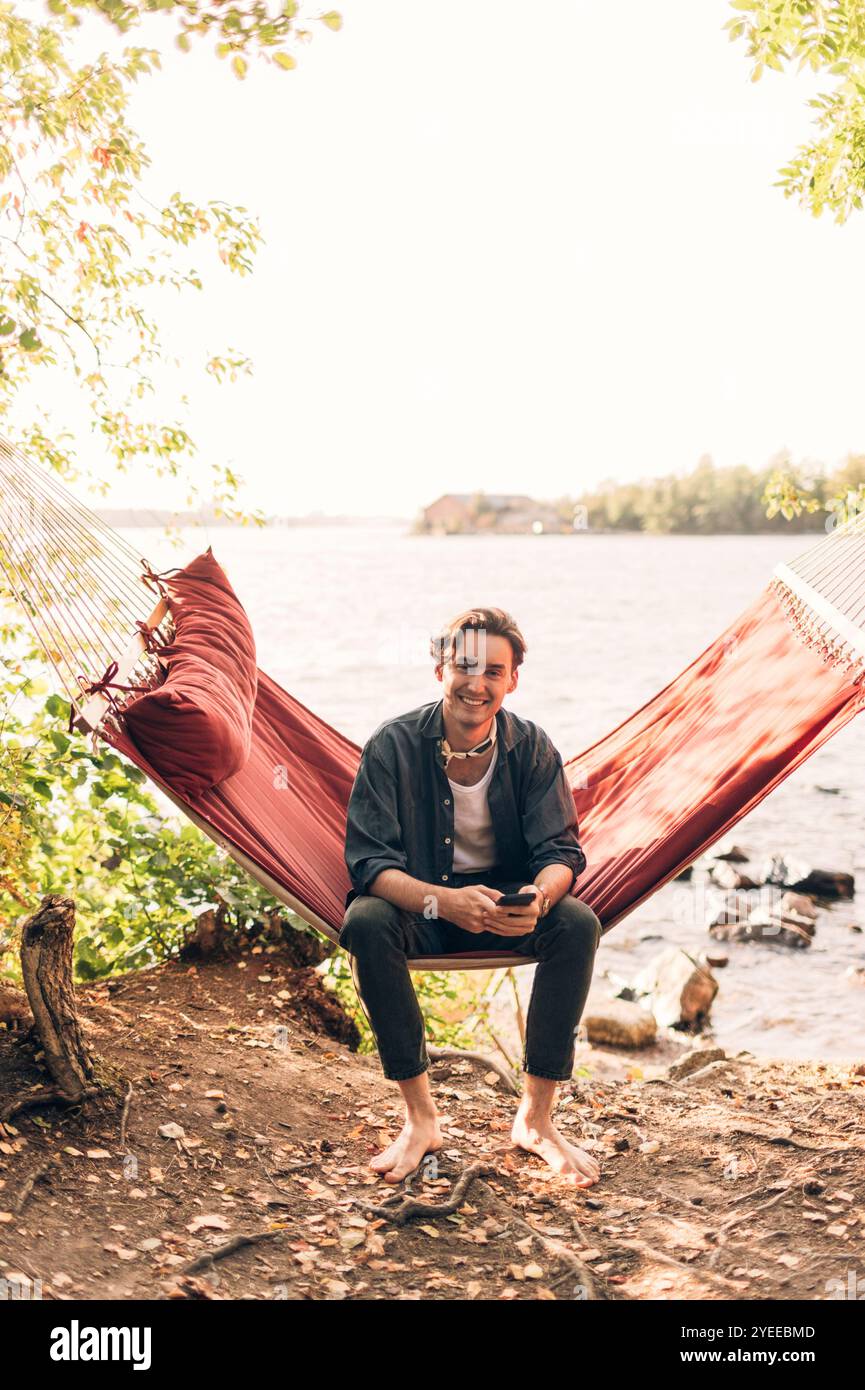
<box><xmin>632</xmin><ymin>947</ymin><xmax>718</xmax><ymax>1031</ymax></box>
<box><xmin>679</xmin><ymin>1058</ymin><xmax>744</xmax><ymax>1088</ymax></box>
<box><xmin>581</xmin><ymin>998</ymin><xmax>657</xmax><ymax>1049</ymax></box>
<box><xmin>779</xmin><ymin>891</ymin><xmax>818</xmax><ymax>920</ymax></box>
<box><xmin>705</xmin><ymin>889</ymin><xmax>754</xmax><ymax>928</ymax></box>
<box><xmin>667</xmin><ymin>1046</ymin><xmax>727</xmax><ymax>1081</ymax></box>
<box><xmin>790</xmin><ymin>868</ymin><xmax>855</xmax><ymax>900</ymax></box>
<box><xmin>711</xmin><ymin>843</ymin><xmax>751</xmax><ymax>863</ymax></box>
<box><xmin>709</xmin><ymin>861</ymin><xmax>761</xmax><ymax>891</ymax></box>
<box><xmin>709</xmin><ymin>906</ymin><xmax>814</xmax><ymax>949</ymax></box>
<box><xmin>701</xmin><ymin>950</ymin><xmax>729</xmax><ymax>969</ymax></box>
<box><xmin>762</xmin><ymin>856</ymin><xmax>854</xmax><ymax>900</ymax></box>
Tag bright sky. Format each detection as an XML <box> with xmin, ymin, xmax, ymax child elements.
<box><xmin>57</xmin><ymin>0</ymin><xmax>865</xmax><ymax>518</ymax></box>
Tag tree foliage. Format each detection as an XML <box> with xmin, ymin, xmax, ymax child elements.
<box><xmin>0</xmin><ymin>628</ymin><xmax>287</xmax><ymax>978</ymax></box>
<box><xmin>0</xmin><ymin>0</ymin><xmax>338</xmax><ymax>503</ymax></box>
<box><xmin>727</xmin><ymin>0</ymin><xmax>865</xmax><ymax>225</ymax></box>
<box><xmin>0</xmin><ymin>0</ymin><xmax>343</xmax><ymax>985</ymax></box>
<box><xmin>725</xmin><ymin>4</ymin><xmax>865</xmax><ymax>522</ymax></box>
<box><xmin>568</xmin><ymin>450</ymin><xmax>865</xmax><ymax>533</ymax></box>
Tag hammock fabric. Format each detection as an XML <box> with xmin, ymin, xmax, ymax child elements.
<box><xmin>100</xmin><ymin>580</ymin><xmax>865</xmax><ymax>959</ymax></box>
<box><xmin>1</xmin><ymin>435</ymin><xmax>864</xmax><ymax>970</ymax></box>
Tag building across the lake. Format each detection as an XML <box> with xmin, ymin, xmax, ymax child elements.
<box><xmin>418</xmin><ymin>492</ymin><xmax>572</xmax><ymax>535</ymax></box>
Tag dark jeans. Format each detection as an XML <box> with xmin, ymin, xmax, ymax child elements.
<box><xmin>338</xmin><ymin>866</ymin><xmax>601</xmax><ymax>1083</ymax></box>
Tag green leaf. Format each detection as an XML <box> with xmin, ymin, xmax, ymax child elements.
<box><xmin>0</xmin><ymin>314</ymin><xmax>16</xmax><ymax>336</ymax></box>
<box><xmin>18</xmin><ymin>328</ymin><xmax>42</xmax><ymax>352</ymax></box>
<box><xmin>231</xmin><ymin>54</ymin><xmax>248</xmax><ymax>79</ymax></box>
<box><xmin>274</xmin><ymin>51</ymin><xmax>297</xmax><ymax>70</ymax></box>
<box><xmin>321</xmin><ymin>11</ymin><xmax>343</xmax><ymax>30</ymax></box>
<box><xmin>50</xmin><ymin>730</ymin><xmax>71</xmax><ymax>755</ymax></box>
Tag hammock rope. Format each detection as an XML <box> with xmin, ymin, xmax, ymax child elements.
<box><xmin>770</xmin><ymin>508</ymin><xmax>865</xmax><ymax>672</ymax></box>
<box><xmin>1</xmin><ymin>431</ymin><xmax>863</xmax><ymax>971</ymax></box>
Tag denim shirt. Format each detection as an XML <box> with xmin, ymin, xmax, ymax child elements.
<box><xmin>343</xmin><ymin>697</ymin><xmax>587</xmax><ymax>910</ymax></box>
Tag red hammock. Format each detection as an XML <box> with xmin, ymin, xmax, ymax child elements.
<box><xmin>1</xmin><ymin>435</ymin><xmax>862</xmax><ymax>970</ymax></box>
<box><xmin>103</xmin><ymin>579</ymin><xmax>865</xmax><ymax>960</ymax></box>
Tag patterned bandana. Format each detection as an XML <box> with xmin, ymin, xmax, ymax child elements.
<box><xmin>439</xmin><ymin>716</ymin><xmax>497</xmax><ymax>770</ymax></box>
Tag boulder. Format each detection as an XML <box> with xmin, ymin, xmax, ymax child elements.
<box><xmin>701</xmin><ymin>951</ymin><xmax>729</xmax><ymax>969</ymax></box>
<box><xmin>709</xmin><ymin>861</ymin><xmax>761</xmax><ymax>891</ymax></box>
<box><xmin>705</xmin><ymin>889</ymin><xmax>754</xmax><ymax>928</ymax></box>
<box><xmin>761</xmin><ymin>856</ymin><xmax>854</xmax><ymax>900</ymax></box>
<box><xmin>633</xmin><ymin>947</ymin><xmax>718</xmax><ymax>1031</ymax></box>
<box><xmin>779</xmin><ymin>891</ymin><xmax>818</xmax><ymax>920</ymax></box>
<box><xmin>581</xmin><ymin>998</ymin><xmax>657</xmax><ymax>1049</ymax></box>
<box><xmin>680</xmin><ymin>1059</ymin><xmax>743</xmax><ymax>1088</ymax></box>
<box><xmin>709</xmin><ymin>908</ymin><xmax>813</xmax><ymax>949</ymax></box>
<box><xmin>761</xmin><ymin>853</ymin><xmax>811</xmax><ymax>888</ymax></box>
<box><xmin>711</xmin><ymin>843</ymin><xmax>750</xmax><ymax>863</ymax></box>
<box><xmin>789</xmin><ymin>868</ymin><xmax>854</xmax><ymax>901</ymax></box>
<box><xmin>667</xmin><ymin>1046</ymin><xmax>727</xmax><ymax>1081</ymax></box>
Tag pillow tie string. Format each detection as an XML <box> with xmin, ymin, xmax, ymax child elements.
<box><xmin>68</xmin><ymin>661</ymin><xmax>143</xmax><ymax>732</ymax></box>
<box><xmin>135</xmin><ymin>619</ymin><xmax>167</xmax><ymax>655</ymax></box>
<box><xmin>141</xmin><ymin>560</ymin><xmax>185</xmax><ymax>596</ymax></box>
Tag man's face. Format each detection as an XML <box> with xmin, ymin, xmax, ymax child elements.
<box><xmin>435</xmin><ymin>629</ymin><xmax>518</xmax><ymax>733</ymax></box>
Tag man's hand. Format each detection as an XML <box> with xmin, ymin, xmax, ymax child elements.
<box><xmin>442</xmin><ymin>885</ymin><xmax>504</xmax><ymax>934</ymax></box>
<box><xmin>480</xmin><ymin>884</ymin><xmax>542</xmax><ymax>936</ymax></box>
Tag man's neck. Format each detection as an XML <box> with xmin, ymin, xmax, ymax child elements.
<box><xmin>441</xmin><ymin>703</ymin><xmax>495</xmax><ymax>751</ymax></box>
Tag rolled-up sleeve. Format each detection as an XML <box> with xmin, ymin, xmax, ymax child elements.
<box><xmin>522</xmin><ymin>735</ymin><xmax>587</xmax><ymax>891</ymax></box>
<box><xmin>344</xmin><ymin>740</ymin><xmax>408</xmax><ymax>902</ymax></box>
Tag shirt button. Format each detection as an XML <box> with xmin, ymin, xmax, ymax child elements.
<box><xmin>441</xmin><ymin>873</ymin><xmax>449</xmax><ymax>881</ymax></box>
<box><xmin>444</xmin><ymin>836</ymin><xmax>451</xmax><ymax>844</ymax></box>
<box><xmin>444</xmin><ymin>798</ymin><xmax>450</xmax><ymax>806</ymax></box>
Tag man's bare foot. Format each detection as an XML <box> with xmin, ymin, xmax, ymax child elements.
<box><xmin>511</xmin><ymin>1105</ymin><xmax>601</xmax><ymax>1186</ymax></box>
<box><xmin>369</xmin><ymin>1112</ymin><xmax>444</xmax><ymax>1184</ymax></box>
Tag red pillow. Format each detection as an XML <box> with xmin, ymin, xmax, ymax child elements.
<box><xmin>123</xmin><ymin>547</ymin><xmax>258</xmax><ymax>799</ymax></box>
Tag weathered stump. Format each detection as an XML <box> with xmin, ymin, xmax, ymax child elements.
<box><xmin>1</xmin><ymin>894</ymin><xmax>115</xmax><ymax>1121</ymax></box>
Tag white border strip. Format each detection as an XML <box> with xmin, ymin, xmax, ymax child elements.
<box><xmin>773</xmin><ymin>562</ymin><xmax>865</xmax><ymax>662</ymax></box>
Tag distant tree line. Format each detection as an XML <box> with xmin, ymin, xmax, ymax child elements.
<box><xmin>561</xmin><ymin>451</ymin><xmax>865</xmax><ymax>534</ymax></box>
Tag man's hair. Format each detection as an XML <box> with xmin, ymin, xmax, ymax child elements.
<box><xmin>430</xmin><ymin>607</ymin><xmax>527</xmax><ymax>673</ymax></box>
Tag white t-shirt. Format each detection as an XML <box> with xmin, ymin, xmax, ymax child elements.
<box><xmin>447</xmin><ymin>744</ymin><xmax>498</xmax><ymax>872</ymax></box>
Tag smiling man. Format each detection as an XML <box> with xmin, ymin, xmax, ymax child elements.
<box><xmin>340</xmin><ymin>607</ymin><xmax>602</xmax><ymax>1186</ymax></box>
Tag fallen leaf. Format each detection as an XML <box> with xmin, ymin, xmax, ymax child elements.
<box><xmin>187</xmin><ymin>1214</ymin><xmax>230</xmax><ymax>1234</ymax></box>
<box><xmin>158</xmin><ymin>1123</ymin><xmax>185</xmax><ymax>1141</ymax></box>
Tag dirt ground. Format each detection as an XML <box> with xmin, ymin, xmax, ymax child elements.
<box><xmin>1</xmin><ymin>940</ymin><xmax>864</xmax><ymax>1302</ymax></box>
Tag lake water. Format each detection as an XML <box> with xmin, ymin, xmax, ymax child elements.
<box><xmin>126</xmin><ymin>524</ymin><xmax>865</xmax><ymax>1063</ymax></box>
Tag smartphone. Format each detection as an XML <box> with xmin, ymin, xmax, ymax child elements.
<box><xmin>496</xmin><ymin>891</ymin><xmax>537</xmax><ymax>907</ymax></box>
